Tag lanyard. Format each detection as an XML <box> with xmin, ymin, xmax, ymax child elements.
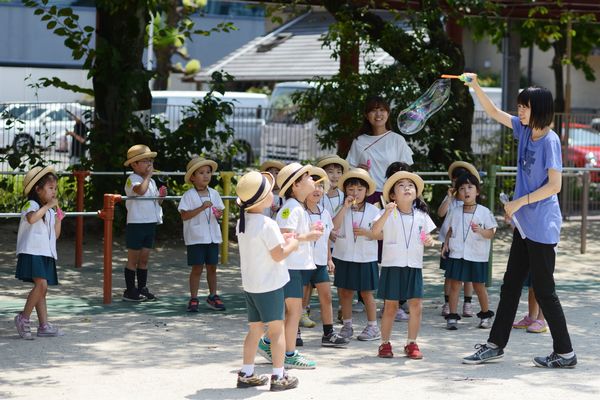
<box><xmin>326</xmin><ymin>190</ymin><xmax>342</xmax><ymax>215</ymax></box>
<box><xmin>399</xmin><ymin>211</ymin><xmax>414</xmax><ymax>249</ymax></box>
<box><xmin>351</xmin><ymin>205</ymin><xmax>365</xmax><ymax>243</ymax></box>
<box><xmin>195</xmin><ymin>189</ymin><xmax>213</xmax><ymax>225</ymax></box>
<box><xmin>305</xmin><ymin>205</ymin><xmax>322</xmax><ymax>248</ymax></box>
<box><xmin>462</xmin><ymin>205</ymin><xmax>478</xmax><ymax>242</ymax></box>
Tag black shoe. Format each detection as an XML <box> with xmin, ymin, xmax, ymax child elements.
<box><xmin>236</xmin><ymin>372</ymin><xmax>269</xmax><ymax>388</ymax></box>
<box><xmin>462</xmin><ymin>343</ymin><xmax>504</xmax><ymax>364</ymax></box>
<box><xmin>533</xmin><ymin>352</ymin><xmax>577</xmax><ymax>368</ymax></box>
<box><xmin>296</xmin><ymin>336</ymin><xmax>304</xmax><ymax>347</ymax></box>
<box><xmin>122</xmin><ymin>289</ymin><xmax>146</xmax><ymax>302</ymax></box>
<box><xmin>187</xmin><ymin>297</ymin><xmax>199</xmax><ymax>312</ymax></box>
<box><xmin>139</xmin><ymin>287</ymin><xmax>156</xmax><ymax>301</ymax></box>
<box><xmin>321</xmin><ymin>331</ymin><xmax>350</xmax><ymax>348</ymax></box>
<box><xmin>270</xmin><ymin>373</ymin><xmax>299</xmax><ymax>391</ymax></box>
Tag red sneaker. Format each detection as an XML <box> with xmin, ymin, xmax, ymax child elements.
<box><xmin>378</xmin><ymin>342</ymin><xmax>393</xmax><ymax>358</ymax></box>
<box><xmin>404</xmin><ymin>342</ymin><xmax>423</xmax><ymax>359</ymax></box>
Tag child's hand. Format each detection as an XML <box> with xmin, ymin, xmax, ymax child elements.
<box><xmin>56</xmin><ymin>207</ymin><xmax>65</xmax><ymax>221</ymax></box>
<box><xmin>305</xmin><ymin>229</ymin><xmax>323</xmax><ymax>242</ymax></box>
<box><xmin>159</xmin><ymin>185</ymin><xmax>167</xmax><ymax>197</ymax></box>
<box><xmin>441</xmin><ymin>241</ymin><xmax>450</xmax><ymax>258</ymax></box>
<box><xmin>212</xmin><ymin>207</ymin><xmax>223</xmax><ymax>219</ymax></box>
<box><xmin>284</xmin><ymin>234</ymin><xmax>299</xmax><ymax>251</ymax></box>
<box><xmin>327</xmin><ymin>258</ymin><xmax>336</xmax><ymax>273</ymax></box>
<box><xmin>471</xmin><ymin>222</ymin><xmax>481</xmax><ymax>233</ymax></box>
<box><xmin>447</xmin><ymin>186</ymin><xmax>455</xmax><ymax>198</ymax></box>
<box><xmin>353</xmin><ymin>227</ymin><xmax>369</xmax><ymax>237</ymax></box>
<box><xmin>146</xmin><ymin>164</ymin><xmax>154</xmax><ymax>177</ymax></box>
<box><xmin>312</xmin><ymin>221</ymin><xmax>324</xmax><ymax>232</ymax></box>
<box><xmin>271</xmin><ymin>202</ymin><xmax>280</xmax><ymax>212</ymax></box>
<box><xmin>283</xmin><ymin>232</ymin><xmax>298</xmax><ymax>241</ymax></box>
<box><xmin>48</xmin><ymin>198</ymin><xmax>59</xmax><ymax>209</ymax></box>
<box><xmin>462</xmin><ymin>73</ymin><xmax>478</xmax><ymax>87</ymax></box>
<box><xmin>202</xmin><ymin>200</ymin><xmax>213</xmax><ymax>210</ymax></box>
<box><xmin>423</xmin><ymin>234</ymin><xmax>434</xmax><ymax>247</ymax></box>
<box><xmin>384</xmin><ymin>202</ymin><xmax>396</xmax><ymax>214</ymax></box>
<box><xmin>329</xmin><ymin>230</ymin><xmax>338</xmax><ymax>242</ymax></box>
<box><xmin>343</xmin><ymin>196</ymin><xmax>355</xmax><ymax>209</ymax></box>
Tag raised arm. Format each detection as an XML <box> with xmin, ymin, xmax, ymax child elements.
<box><xmin>463</xmin><ymin>73</ymin><xmax>512</xmax><ymax>129</ymax></box>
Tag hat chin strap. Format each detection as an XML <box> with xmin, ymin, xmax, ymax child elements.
<box><xmin>238</xmin><ymin>177</ymin><xmax>267</xmax><ymax>234</ymax></box>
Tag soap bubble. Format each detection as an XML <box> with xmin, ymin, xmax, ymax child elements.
<box><xmin>397</xmin><ymin>79</ymin><xmax>451</xmax><ymax>135</ymax></box>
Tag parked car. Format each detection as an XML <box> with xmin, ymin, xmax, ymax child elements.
<box><xmin>1</xmin><ymin>103</ymin><xmax>35</xmax><ymax>149</ymax></box>
<box><xmin>151</xmin><ymin>91</ymin><xmax>268</xmax><ymax>165</ymax></box>
<box><xmin>562</xmin><ymin>123</ymin><xmax>600</xmax><ymax>181</ymax></box>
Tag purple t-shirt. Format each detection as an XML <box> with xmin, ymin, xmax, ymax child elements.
<box><xmin>511</xmin><ymin>116</ymin><xmax>562</xmax><ymax>244</ymax></box>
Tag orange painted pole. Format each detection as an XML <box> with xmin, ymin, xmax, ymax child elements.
<box><xmin>98</xmin><ymin>194</ymin><xmax>122</xmax><ymax>304</ymax></box>
<box><xmin>73</xmin><ymin>170</ymin><xmax>90</xmax><ymax>268</ymax></box>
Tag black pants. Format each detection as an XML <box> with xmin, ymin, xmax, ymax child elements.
<box><xmin>488</xmin><ymin>230</ymin><xmax>573</xmax><ymax>354</ymax></box>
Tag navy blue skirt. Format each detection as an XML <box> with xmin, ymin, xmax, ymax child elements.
<box><xmin>333</xmin><ymin>258</ymin><xmax>378</xmax><ymax>291</ymax></box>
<box><xmin>15</xmin><ymin>254</ymin><xmax>58</xmax><ymax>285</ymax></box>
<box><xmin>378</xmin><ymin>267</ymin><xmax>423</xmax><ymax>300</ymax></box>
<box><xmin>444</xmin><ymin>258</ymin><xmax>488</xmax><ymax>283</ymax></box>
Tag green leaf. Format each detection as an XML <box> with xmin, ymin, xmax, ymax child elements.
<box><xmin>41</xmin><ymin>14</ymin><xmax>52</xmax><ymax>21</ymax></box>
<box><xmin>47</xmin><ymin>21</ymin><xmax>57</xmax><ymax>29</ymax></box>
<box><xmin>34</xmin><ymin>8</ymin><xmax>44</xmax><ymax>16</ymax></box>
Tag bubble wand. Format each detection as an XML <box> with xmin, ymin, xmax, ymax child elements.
<box><xmin>440</xmin><ymin>74</ymin><xmax>473</xmax><ymax>83</ymax></box>
<box><xmin>499</xmin><ymin>192</ymin><xmax>526</xmax><ymax>239</ymax></box>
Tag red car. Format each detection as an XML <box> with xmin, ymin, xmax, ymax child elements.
<box><xmin>562</xmin><ymin>123</ymin><xmax>600</xmax><ymax>181</ymax></box>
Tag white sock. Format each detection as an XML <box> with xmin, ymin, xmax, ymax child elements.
<box><xmin>558</xmin><ymin>351</ymin><xmax>575</xmax><ymax>359</ymax></box>
<box><xmin>343</xmin><ymin>319</ymin><xmax>352</xmax><ymax>326</ymax></box>
<box><xmin>241</xmin><ymin>364</ymin><xmax>254</xmax><ymax>376</ymax></box>
<box><xmin>486</xmin><ymin>342</ymin><xmax>499</xmax><ymax>349</ymax></box>
<box><xmin>367</xmin><ymin>320</ymin><xmax>377</xmax><ymax>326</ymax></box>
<box><xmin>272</xmin><ymin>367</ymin><xmax>284</xmax><ymax>378</ymax></box>
<box><xmin>407</xmin><ymin>338</ymin><xmax>417</xmax><ymax>345</ymax></box>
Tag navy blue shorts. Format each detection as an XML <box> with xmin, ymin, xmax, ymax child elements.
<box><xmin>283</xmin><ymin>270</ymin><xmax>304</xmax><ymax>299</ymax></box>
<box><xmin>245</xmin><ymin>288</ymin><xmax>285</xmax><ymax>323</ymax></box>
<box><xmin>301</xmin><ymin>265</ymin><xmax>330</xmax><ymax>286</ymax></box>
<box><xmin>187</xmin><ymin>243</ymin><xmax>219</xmax><ymax>266</ymax></box>
<box><xmin>126</xmin><ymin>223</ymin><xmax>156</xmax><ymax>250</ymax></box>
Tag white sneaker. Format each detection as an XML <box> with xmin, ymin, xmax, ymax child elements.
<box><xmin>479</xmin><ymin>317</ymin><xmax>493</xmax><ymax>329</ymax></box>
<box><xmin>441</xmin><ymin>302</ymin><xmax>450</xmax><ymax>316</ymax></box>
<box><xmin>357</xmin><ymin>324</ymin><xmax>381</xmax><ymax>341</ymax></box>
<box><xmin>339</xmin><ymin>323</ymin><xmax>354</xmax><ymax>339</ymax></box>
<box><xmin>462</xmin><ymin>302</ymin><xmax>474</xmax><ymax>317</ymax></box>
<box><xmin>395</xmin><ymin>308</ymin><xmax>409</xmax><ymax>322</ymax></box>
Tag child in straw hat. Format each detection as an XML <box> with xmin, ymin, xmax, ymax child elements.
<box><xmin>122</xmin><ymin>144</ymin><xmax>167</xmax><ymax>302</ymax></box>
<box><xmin>178</xmin><ymin>156</ymin><xmax>226</xmax><ymax>312</ymax></box>
<box><xmin>235</xmin><ymin>170</ymin><xmax>300</xmax><ymax>391</ymax></box>
<box><xmin>14</xmin><ymin>166</ymin><xmax>65</xmax><ymax>339</ymax></box>
<box><xmin>257</xmin><ymin>162</ymin><xmax>323</xmax><ymax>370</ymax></box>
<box><xmin>260</xmin><ymin>160</ymin><xmax>285</xmax><ymax>219</ymax></box>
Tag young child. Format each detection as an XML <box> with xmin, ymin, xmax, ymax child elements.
<box><xmin>438</xmin><ymin>161</ymin><xmax>480</xmax><ymax>318</ymax></box>
<box><xmin>316</xmin><ymin>154</ymin><xmax>350</xmax><ymax>217</ymax></box>
<box><xmin>14</xmin><ymin>166</ymin><xmax>64</xmax><ymax>339</ymax></box>
<box><xmin>463</xmin><ymin>75</ymin><xmax>576</xmax><ymax>368</ymax></box>
<box><xmin>235</xmin><ymin>170</ymin><xmax>300</xmax><ymax>391</ymax></box>
<box><xmin>441</xmin><ymin>172</ymin><xmax>497</xmax><ymax>330</ymax></box>
<box><xmin>332</xmin><ymin>168</ymin><xmax>381</xmax><ymax>341</ymax></box>
<box><xmin>260</xmin><ymin>160</ymin><xmax>286</xmax><ymax>218</ymax></box>
<box><xmin>301</xmin><ymin>166</ymin><xmax>349</xmax><ymax>348</ymax></box>
<box><xmin>123</xmin><ymin>145</ymin><xmax>167</xmax><ymax>302</ymax></box>
<box><xmin>258</xmin><ymin>162</ymin><xmax>323</xmax><ymax>369</ymax></box>
<box><xmin>371</xmin><ymin>171</ymin><xmax>436</xmax><ymax>359</ymax></box>
<box><xmin>179</xmin><ymin>157</ymin><xmax>226</xmax><ymax>312</ymax></box>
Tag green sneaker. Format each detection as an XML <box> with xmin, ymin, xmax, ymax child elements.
<box><xmin>284</xmin><ymin>351</ymin><xmax>316</xmax><ymax>369</ymax></box>
<box><xmin>257</xmin><ymin>337</ymin><xmax>272</xmax><ymax>362</ymax></box>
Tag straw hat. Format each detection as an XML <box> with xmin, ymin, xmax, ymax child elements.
<box><xmin>276</xmin><ymin>162</ymin><xmax>312</xmax><ymax>196</ymax></box>
<box><xmin>236</xmin><ymin>171</ymin><xmax>274</xmax><ymax>211</ymax></box>
<box><xmin>123</xmin><ymin>144</ymin><xmax>157</xmax><ymax>167</ymax></box>
<box><xmin>260</xmin><ymin>160</ymin><xmax>286</xmax><ymax>172</ymax></box>
<box><xmin>23</xmin><ymin>166</ymin><xmax>56</xmax><ymax>196</ymax></box>
<box><xmin>184</xmin><ymin>157</ymin><xmax>218</xmax><ymax>184</ymax></box>
<box><xmin>308</xmin><ymin>166</ymin><xmax>331</xmax><ymax>193</ymax></box>
<box><xmin>382</xmin><ymin>171</ymin><xmax>425</xmax><ymax>203</ymax></box>
<box><xmin>337</xmin><ymin>168</ymin><xmax>376</xmax><ymax>197</ymax></box>
<box><xmin>448</xmin><ymin>161</ymin><xmax>480</xmax><ymax>183</ymax></box>
<box><xmin>316</xmin><ymin>154</ymin><xmax>350</xmax><ymax>174</ymax></box>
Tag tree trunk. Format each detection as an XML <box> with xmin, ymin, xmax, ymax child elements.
<box><xmin>552</xmin><ymin>34</ymin><xmax>566</xmax><ymax>113</ymax></box>
<box><xmin>152</xmin><ymin>1</ymin><xmax>180</xmax><ymax>90</ymax></box>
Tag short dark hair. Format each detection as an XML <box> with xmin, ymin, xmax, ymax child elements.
<box><xmin>450</xmin><ymin>166</ymin><xmax>468</xmax><ymax>180</ymax></box>
<box><xmin>454</xmin><ymin>173</ymin><xmax>480</xmax><ymax>192</ymax></box>
<box><xmin>385</xmin><ymin>162</ymin><xmax>412</xmax><ymax>178</ymax></box>
<box><xmin>343</xmin><ymin>177</ymin><xmax>369</xmax><ymax>191</ymax></box>
<box><xmin>517</xmin><ymin>87</ymin><xmax>554</xmax><ymax>130</ymax></box>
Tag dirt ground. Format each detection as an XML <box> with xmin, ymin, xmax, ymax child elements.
<box><xmin>1</xmin><ymin>218</ymin><xmax>599</xmax><ymax>399</ymax></box>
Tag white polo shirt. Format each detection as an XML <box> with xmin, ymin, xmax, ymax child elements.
<box><xmin>124</xmin><ymin>174</ymin><xmax>163</xmax><ymax>224</ymax></box>
<box><xmin>447</xmin><ymin>205</ymin><xmax>498</xmax><ymax>262</ymax></box>
<box><xmin>306</xmin><ymin>206</ymin><xmax>333</xmax><ymax>266</ymax></box>
<box><xmin>237</xmin><ymin>214</ymin><xmax>290</xmax><ymax>293</ymax></box>
<box><xmin>375</xmin><ymin>209</ymin><xmax>436</xmax><ymax>269</ymax></box>
<box><xmin>16</xmin><ymin>200</ymin><xmax>58</xmax><ymax>260</ymax></box>
<box><xmin>178</xmin><ymin>187</ymin><xmax>224</xmax><ymax>245</ymax></box>
<box><xmin>276</xmin><ymin>198</ymin><xmax>316</xmax><ymax>271</ymax></box>
<box><xmin>439</xmin><ymin>195</ymin><xmax>463</xmax><ymax>242</ymax></box>
<box><xmin>331</xmin><ymin>202</ymin><xmax>379</xmax><ymax>263</ymax></box>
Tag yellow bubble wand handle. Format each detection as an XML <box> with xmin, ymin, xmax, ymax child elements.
<box><xmin>441</xmin><ymin>74</ymin><xmax>472</xmax><ymax>83</ymax></box>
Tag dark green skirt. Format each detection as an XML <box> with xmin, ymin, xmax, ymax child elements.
<box><xmin>333</xmin><ymin>258</ymin><xmax>378</xmax><ymax>291</ymax></box>
<box><xmin>378</xmin><ymin>267</ymin><xmax>423</xmax><ymax>300</ymax></box>
<box><xmin>15</xmin><ymin>254</ymin><xmax>58</xmax><ymax>285</ymax></box>
<box><xmin>444</xmin><ymin>258</ymin><xmax>488</xmax><ymax>283</ymax></box>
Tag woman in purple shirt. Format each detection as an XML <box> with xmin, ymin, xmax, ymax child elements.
<box><xmin>461</xmin><ymin>74</ymin><xmax>576</xmax><ymax>369</ymax></box>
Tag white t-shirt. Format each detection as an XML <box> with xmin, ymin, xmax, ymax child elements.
<box><xmin>276</xmin><ymin>198</ymin><xmax>316</xmax><ymax>271</ymax></box>
<box><xmin>439</xmin><ymin>195</ymin><xmax>463</xmax><ymax>242</ymax></box>
<box><xmin>178</xmin><ymin>187</ymin><xmax>225</xmax><ymax>245</ymax></box>
<box><xmin>332</xmin><ymin>202</ymin><xmax>379</xmax><ymax>263</ymax></box>
<box><xmin>447</xmin><ymin>205</ymin><xmax>498</xmax><ymax>262</ymax></box>
<box><xmin>16</xmin><ymin>200</ymin><xmax>58</xmax><ymax>260</ymax></box>
<box><xmin>346</xmin><ymin>131</ymin><xmax>414</xmax><ymax>191</ymax></box>
<box><xmin>262</xmin><ymin>193</ymin><xmax>283</xmax><ymax>219</ymax></box>
<box><xmin>124</xmin><ymin>174</ymin><xmax>163</xmax><ymax>224</ymax></box>
<box><xmin>306</xmin><ymin>205</ymin><xmax>333</xmax><ymax>266</ymax></box>
<box><xmin>319</xmin><ymin>188</ymin><xmax>344</xmax><ymax>219</ymax></box>
<box><xmin>375</xmin><ymin>209</ymin><xmax>436</xmax><ymax>269</ymax></box>
<box><xmin>237</xmin><ymin>214</ymin><xmax>289</xmax><ymax>293</ymax></box>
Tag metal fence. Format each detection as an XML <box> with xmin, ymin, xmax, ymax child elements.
<box><xmin>2</xmin><ymin>102</ymin><xmax>600</xmax><ymax>216</ymax></box>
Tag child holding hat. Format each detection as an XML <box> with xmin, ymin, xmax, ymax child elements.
<box><xmin>371</xmin><ymin>171</ymin><xmax>436</xmax><ymax>359</ymax></box>
<box><xmin>235</xmin><ymin>170</ymin><xmax>300</xmax><ymax>391</ymax></box>
<box><xmin>260</xmin><ymin>160</ymin><xmax>286</xmax><ymax>218</ymax></box>
<box><xmin>179</xmin><ymin>156</ymin><xmax>225</xmax><ymax>312</ymax></box>
<box><xmin>257</xmin><ymin>162</ymin><xmax>323</xmax><ymax>369</ymax></box>
<box><xmin>14</xmin><ymin>166</ymin><xmax>65</xmax><ymax>339</ymax></box>
<box><xmin>123</xmin><ymin>144</ymin><xmax>167</xmax><ymax>302</ymax></box>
